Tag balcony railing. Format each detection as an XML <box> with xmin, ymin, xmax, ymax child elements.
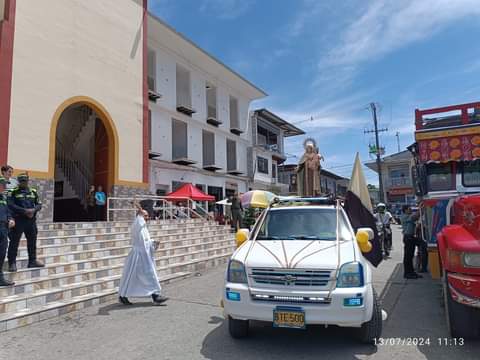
<box><xmin>389</xmin><ymin>177</ymin><xmax>412</xmax><ymax>187</ymax></box>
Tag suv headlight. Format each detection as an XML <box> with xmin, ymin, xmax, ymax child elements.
<box><xmin>227</xmin><ymin>260</ymin><xmax>248</xmax><ymax>284</ymax></box>
<box><xmin>463</xmin><ymin>253</ymin><xmax>480</xmax><ymax>268</ymax></box>
<box><xmin>337</xmin><ymin>262</ymin><xmax>364</xmax><ymax>288</ymax></box>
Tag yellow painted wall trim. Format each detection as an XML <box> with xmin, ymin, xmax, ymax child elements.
<box><xmin>415</xmin><ymin>126</ymin><xmax>480</xmax><ymax>141</ymax></box>
<box><xmin>12</xmin><ymin>169</ymin><xmax>51</xmax><ymax>179</ymax></box>
<box><xmin>48</xmin><ymin>96</ymin><xmax>121</xmax><ymax>187</ymax></box>
<box><xmin>115</xmin><ymin>180</ymin><xmax>150</xmax><ymax>189</ymax></box>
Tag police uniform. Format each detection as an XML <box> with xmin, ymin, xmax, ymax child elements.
<box><xmin>0</xmin><ymin>176</ymin><xmax>15</xmax><ymax>286</ymax></box>
<box><xmin>7</xmin><ymin>174</ymin><xmax>44</xmax><ymax>270</ymax></box>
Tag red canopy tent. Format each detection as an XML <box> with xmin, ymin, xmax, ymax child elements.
<box><xmin>166</xmin><ymin>183</ymin><xmax>215</xmax><ymax>202</ymax></box>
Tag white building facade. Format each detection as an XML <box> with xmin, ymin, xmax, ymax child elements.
<box><xmin>247</xmin><ymin>109</ymin><xmax>304</xmax><ymax>192</ymax></box>
<box><xmin>146</xmin><ymin>15</ymin><xmax>266</xmax><ymax>206</ymax></box>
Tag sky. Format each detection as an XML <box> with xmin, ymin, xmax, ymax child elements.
<box><xmin>149</xmin><ymin>0</ymin><xmax>480</xmax><ymax>184</ymax></box>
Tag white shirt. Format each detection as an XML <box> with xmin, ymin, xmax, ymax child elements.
<box><xmin>375</xmin><ymin>212</ymin><xmax>393</xmax><ymax>225</ymax></box>
<box><xmin>5</xmin><ymin>177</ymin><xmax>18</xmax><ymax>190</ymax></box>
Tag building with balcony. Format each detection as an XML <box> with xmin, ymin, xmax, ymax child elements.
<box><xmin>0</xmin><ymin>0</ymin><xmax>267</xmax><ymax>221</ymax></box>
<box><xmin>277</xmin><ymin>164</ymin><xmax>349</xmax><ymax>197</ymax></box>
<box><xmin>365</xmin><ymin>150</ymin><xmax>415</xmax><ymax>207</ymax></box>
<box><xmin>247</xmin><ymin>109</ymin><xmax>304</xmax><ymax>192</ymax></box>
<box><xmin>146</xmin><ymin>14</ymin><xmax>266</xmax><ymax>207</ymax></box>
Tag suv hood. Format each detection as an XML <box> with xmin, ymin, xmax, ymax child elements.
<box><xmin>234</xmin><ymin>239</ymin><xmax>356</xmax><ymax>269</ymax></box>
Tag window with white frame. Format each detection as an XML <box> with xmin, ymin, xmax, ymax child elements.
<box><xmin>227</xmin><ymin>139</ymin><xmax>237</xmax><ymax>171</ymax></box>
<box><xmin>172</xmin><ymin>119</ymin><xmax>188</xmax><ymax>160</ymax></box>
<box><xmin>176</xmin><ymin>64</ymin><xmax>191</xmax><ymax>107</ymax></box>
<box><xmin>148</xmin><ymin>110</ymin><xmax>152</xmax><ymax>151</ymax></box>
<box><xmin>147</xmin><ymin>48</ymin><xmax>156</xmax><ymax>92</ymax></box>
<box><xmin>229</xmin><ymin>96</ymin><xmax>239</xmax><ymax>129</ymax></box>
<box><xmin>202</xmin><ymin>130</ymin><xmax>215</xmax><ymax>166</ymax></box>
<box><xmin>206</xmin><ymin>83</ymin><xmax>217</xmax><ymax>119</ymax></box>
<box><xmin>257</xmin><ymin>156</ymin><xmax>269</xmax><ymax>174</ymax></box>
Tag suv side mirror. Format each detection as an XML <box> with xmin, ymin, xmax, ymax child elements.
<box><xmin>235</xmin><ymin>229</ymin><xmax>250</xmax><ymax>248</ymax></box>
<box><xmin>356</xmin><ymin>228</ymin><xmax>373</xmax><ymax>253</ymax></box>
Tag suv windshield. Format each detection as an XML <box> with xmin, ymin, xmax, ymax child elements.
<box><xmin>256</xmin><ymin>208</ymin><xmax>353</xmax><ymax>241</ymax></box>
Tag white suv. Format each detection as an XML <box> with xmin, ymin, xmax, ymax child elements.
<box><xmin>223</xmin><ymin>197</ymin><xmax>382</xmax><ymax>343</ymax></box>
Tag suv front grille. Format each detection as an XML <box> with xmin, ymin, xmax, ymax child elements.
<box><xmin>250</xmin><ymin>268</ymin><xmax>333</xmax><ymax>287</ymax></box>
<box><xmin>251</xmin><ymin>293</ymin><xmax>332</xmax><ymax>304</ymax></box>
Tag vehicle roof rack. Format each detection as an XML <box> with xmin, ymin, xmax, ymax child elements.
<box><xmin>269</xmin><ymin>196</ymin><xmax>336</xmax><ymax>208</ymax></box>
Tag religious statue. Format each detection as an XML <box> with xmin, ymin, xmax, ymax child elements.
<box><xmin>296</xmin><ymin>138</ymin><xmax>323</xmax><ymax>197</ymax></box>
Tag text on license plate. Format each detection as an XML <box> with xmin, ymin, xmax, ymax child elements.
<box><xmin>273</xmin><ymin>307</ymin><xmax>305</xmax><ymax>329</ymax></box>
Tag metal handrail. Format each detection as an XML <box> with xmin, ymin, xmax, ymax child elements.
<box><xmin>56</xmin><ymin>140</ymin><xmax>91</xmax><ymax>208</ymax></box>
<box><xmin>106</xmin><ymin>195</ymin><xmax>211</xmax><ymax>222</ymax></box>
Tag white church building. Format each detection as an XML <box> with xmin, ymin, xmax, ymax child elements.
<box><xmin>0</xmin><ymin>0</ymin><xmax>266</xmax><ymax>221</ymax></box>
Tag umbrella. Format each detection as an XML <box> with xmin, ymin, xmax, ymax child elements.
<box><xmin>240</xmin><ymin>190</ymin><xmax>275</xmax><ymax>209</ymax></box>
<box><xmin>216</xmin><ymin>198</ymin><xmax>232</xmax><ymax>206</ymax></box>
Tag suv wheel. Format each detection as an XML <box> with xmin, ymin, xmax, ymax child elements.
<box><xmin>358</xmin><ymin>288</ymin><xmax>382</xmax><ymax>344</ymax></box>
<box><xmin>228</xmin><ymin>316</ymin><xmax>249</xmax><ymax>338</ymax></box>
<box><xmin>443</xmin><ymin>272</ymin><xmax>480</xmax><ymax>338</ymax></box>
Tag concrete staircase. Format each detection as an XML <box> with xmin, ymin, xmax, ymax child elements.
<box><xmin>0</xmin><ymin>219</ymin><xmax>235</xmax><ymax>332</ymax></box>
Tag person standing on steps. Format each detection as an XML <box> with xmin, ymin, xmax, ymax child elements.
<box><xmin>118</xmin><ymin>203</ymin><xmax>168</xmax><ymax>305</ymax></box>
<box><xmin>86</xmin><ymin>185</ymin><xmax>96</xmax><ymax>221</ymax></box>
<box><xmin>1</xmin><ymin>165</ymin><xmax>18</xmax><ymax>192</ymax></box>
<box><xmin>94</xmin><ymin>185</ymin><xmax>107</xmax><ymax>221</ymax></box>
<box><xmin>0</xmin><ymin>176</ymin><xmax>16</xmax><ymax>286</ymax></box>
<box><xmin>7</xmin><ymin>173</ymin><xmax>44</xmax><ymax>272</ymax></box>
<box><xmin>231</xmin><ymin>192</ymin><xmax>243</xmax><ymax>232</ymax></box>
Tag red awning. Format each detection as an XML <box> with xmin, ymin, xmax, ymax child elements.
<box><xmin>166</xmin><ymin>183</ymin><xmax>215</xmax><ymax>202</ymax></box>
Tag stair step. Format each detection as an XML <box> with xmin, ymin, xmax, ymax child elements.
<box><xmin>23</xmin><ymin>225</ymin><xmax>229</xmax><ymax>247</ymax></box>
<box><xmin>18</xmin><ymin>228</ymin><xmax>230</xmax><ymax>255</ymax></box>
<box><xmin>6</xmin><ymin>234</ymin><xmax>233</xmax><ymax>273</ymax></box>
<box><xmin>0</xmin><ymin>244</ymin><xmax>235</xmax><ymax>313</ymax></box>
<box><xmin>35</xmin><ymin>219</ymin><xmax>212</xmax><ymax>231</ymax></box>
<box><xmin>0</xmin><ymin>238</ymin><xmax>235</xmax><ymax>297</ymax></box>
<box><xmin>4</xmin><ymin>239</ymin><xmax>235</xmax><ymax>281</ymax></box>
<box><xmin>18</xmin><ymin>232</ymin><xmax>230</xmax><ymax>259</ymax></box>
<box><xmin>0</xmin><ymin>253</ymin><xmax>231</xmax><ymax>332</ymax></box>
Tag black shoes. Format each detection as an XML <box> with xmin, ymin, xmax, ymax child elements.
<box><xmin>8</xmin><ymin>263</ymin><xmax>17</xmax><ymax>272</ymax></box>
<box><xmin>119</xmin><ymin>296</ymin><xmax>133</xmax><ymax>305</ymax></box>
<box><xmin>27</xmin><ymin>260</ymin><xmax>45</xmax><ymax>268</ymax></box>
<box><xmin>0</xmin><ymin>274</ymin><xmax>14</xmax><ymax>287</ymax></box>
<box><xmin>152</xmin><ymin>293</ymin><xmax>169</xmax><ymax>305</ymax></box>
<box><xmin>404</xmin><ymin>272</ymin><xmax>423</xmax><ymax>279</ymax></box>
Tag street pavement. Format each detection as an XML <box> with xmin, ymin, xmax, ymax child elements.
<box><xmin>0</xmin><ymin>226</ymin><xmax>479</xmax><ymax>360</ymax></box>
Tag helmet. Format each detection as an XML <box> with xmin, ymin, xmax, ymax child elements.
<box><xmin>377</xmin><ymin>202</ymin><xmax>386</xmax><ymax>210</ymax></box>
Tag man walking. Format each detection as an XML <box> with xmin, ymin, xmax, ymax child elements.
<box><xmin>118</xmin><ymin>203</ymin><xmax>168</xmax><ymax>305</ymax></box>
<box><xmin>230</xmin><ymin>192</ymin><xmax>243</xmax><ymax>232</ymax></box>
<box><xmin>400</xmin><ymin>205</ymin><xmax>421</xmax><ymax>279</ymax></box>
<box><xmin>0</xmin><ymin>176</ymin><xmax>15</xmax><ymax>286</ymax></box>
<box><xmin>7</xmin><ymin>173</ymin><xmax>44</xmax><ymax>271</ymax></box>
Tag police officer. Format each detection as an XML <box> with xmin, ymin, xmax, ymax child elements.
<box><xmin>0</xmin><ymin>176</ymin><xmax>15</xmax><ymax>286</ymax></box>
<box><xmin>7</xmin><ymin>173</ymin><xmax>44</xmax><ymax>271</ymax></box>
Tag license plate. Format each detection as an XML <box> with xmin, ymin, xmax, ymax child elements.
<box><xmin>273</xmin><ymin>307</ymin><xmax>305</xmax><ymax>329</ymax></box>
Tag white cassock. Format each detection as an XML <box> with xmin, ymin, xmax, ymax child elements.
<box><xmin>118</xmin><ymin>215</ymin><xmax>162</xmax><ymax>297</ymax></box>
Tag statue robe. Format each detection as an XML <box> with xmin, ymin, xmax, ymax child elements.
<box><xmin>297</xmin><ymin>154</ymin><xmax>321</xmax><ymax>197</ymax></box>
<box><xmin>118</xmin><ymin>215</ymin><xmax>162</xmax><ymax>297</ymax></box>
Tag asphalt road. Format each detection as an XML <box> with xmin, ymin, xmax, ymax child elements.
<box><xmin>1</xmin><ymin>226</ymin><xmax>479</xmax><ymax>360</ymax></box>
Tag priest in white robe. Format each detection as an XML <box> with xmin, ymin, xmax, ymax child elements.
<box><xmin>118</xmin><ymin>205</ymin><xmax>168</xmax><ymax>305</ymax></box>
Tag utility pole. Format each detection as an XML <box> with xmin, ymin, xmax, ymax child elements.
<box><xmin>396</xmin><ymin>131</ymin><xmax>400</xmax><ymax>153</ymax></box>
<box><xmin>364</xmin><ymin>103</ymin><xmax>388</xmax><ymax>203</ymax></box>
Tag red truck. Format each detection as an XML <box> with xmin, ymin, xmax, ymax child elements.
<box><xmin>412</xmin><ymin>102</ymin><xmax>480</xmax><ymax>338</ymax></box>
<box><xmin>437</xmin><ymin>195</ymin><xmax>480</xmax><ymax>337</ymax></box>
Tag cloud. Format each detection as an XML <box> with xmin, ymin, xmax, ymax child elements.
<box><xmin>199</xmin><ymin>0</ymin><xmax>253</xmax><ymax>20</ymax></box>
<box><xmin>323</xmin><ymin>0</ymin><xmax>480</xmax><ymax>68</ymax></box>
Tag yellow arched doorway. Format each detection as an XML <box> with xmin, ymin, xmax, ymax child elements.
<box><xmin>49</xmin><ymin>96</ymin><xmax>119</xmax><ymax>222</ymax></box>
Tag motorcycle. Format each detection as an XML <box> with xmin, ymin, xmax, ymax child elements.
<box><xmin>376</xmin><ymin>221</ymin><xmax>392</xmax><ymax>259</ymax></box>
